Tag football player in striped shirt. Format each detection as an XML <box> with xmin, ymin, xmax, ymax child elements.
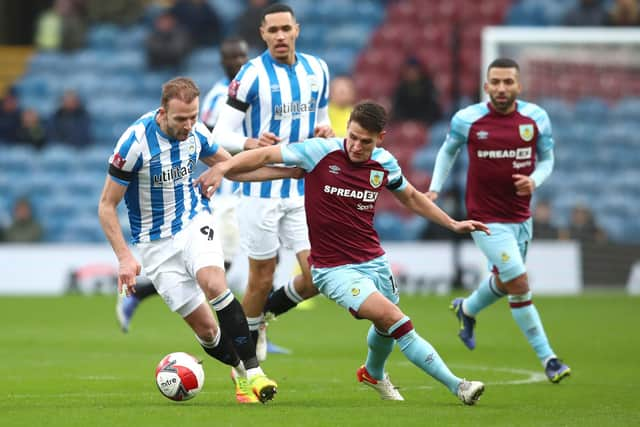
<box><xmin>99</xmin><ymin>77</ymin><xmax>299</xmax><ymax>403</ymax></box>
<box><xmin>211</xmin><ymin>3</ymin><xmax>334</xmax><ymax>358</ymax></box>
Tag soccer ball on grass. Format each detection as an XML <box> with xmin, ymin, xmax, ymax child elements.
<box><xmin>155</xmin><ymin>352</ymin><xmax>205</xmax><ymax>401</ymax></box>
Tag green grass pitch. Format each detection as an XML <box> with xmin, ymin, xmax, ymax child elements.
<box><xmin>2</xmin><ymin>293</ymin><xmax>639</xmax><ymax>426</ymax></box>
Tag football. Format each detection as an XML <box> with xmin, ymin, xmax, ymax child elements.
<box><xmin>155</xmin><ymin>352</ymin><xmax>205</xmax><ymax>401</ymax></box>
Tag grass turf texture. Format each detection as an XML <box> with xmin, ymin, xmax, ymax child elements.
<box><xmin>2</xmin><ymin>293</ymin><xmax>639</xmax><ymax>426</ymax></box>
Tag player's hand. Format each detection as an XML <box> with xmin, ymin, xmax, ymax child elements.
<box><xmin>426</xmin><ymin>191</ymin><xmax>439</xmax><ymax>201</ymax></box>
<box><xmin>513</xmin><ymin>174</ymin><xmax>535</xmax><ymax>196</ymax></box>
<box><xmin>256</xmin><ymin>132</ymin><xmax>281</xmax><ymax>146</ymax></box>
<box><xmin>290</xmin><ymin>167</ymin><xmax>306</xmax><ymax>179</ymax></box>
<box><xmin>451</xmin><ymin>220</ymin><xmax>490</xmax><ymax>235</ymax></box>
<box><xmin>118</xmin><ymin>256</ymin><xmax>141</xmax><ymax>296</ymax></box>
<box><xmin>244</xmin><ymin>133</ymin><xmax>281</xmax><ymax>150</ymax></box>
<box><xmin>193</xmin><ymin>164</ymin><xmax>224</xmax><ymax>199</ymax></box>
<box><xmin>314</xmin><ymin>125</ymin><xmax>335</xmax><ymax>138</ymax></box>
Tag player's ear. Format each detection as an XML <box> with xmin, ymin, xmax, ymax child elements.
<box><xmin>483</xmin><ymin>81</ymin><xmax>489</xmax><ymax>95</ymax></box>
<box><xmin>377</xmin><ymin>130</ymin><xmax>386</xmax><ymax>146</ymax></box>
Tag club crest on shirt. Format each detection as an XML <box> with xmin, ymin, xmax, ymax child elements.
<box><xmin>351</xmin><ymin>287</ymin><xmax>360</xmax><ymax>296</ymax></box>
<box><xmin>308</xmin><ymin>76</ymin><xmax>319</xmax><ymax>92</ymax></box>
<box><xmin>519</xmin><ymin>124</ymin><xmax>534</xmax><ymax>142</ymax></box>
<box><xmin>501</xmin><ymin>252</ymin><xmax>510</xmax><ymax>263</ymax></box>
<box><xmin>369</xmin><ymin>170</ymin><xmax>384</xmax><ymax>188</ymax></box>
<box><xmin>228</xmin><ymin>79</ymin><xmax>240</xmax><ymax>98</ymax></box>
<box><xmin>111</xmin><ymin>152</ymin><xmax>126</xmax><ymax>169</ymax></box>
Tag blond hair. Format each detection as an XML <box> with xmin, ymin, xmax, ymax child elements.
<box><xmin>161</xmin><ymin>77</ymin><xmax>200</xmax><ymax>109</ymax></box>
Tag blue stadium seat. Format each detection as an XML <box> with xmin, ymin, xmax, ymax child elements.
<box><xmin>106</xmin><ymin>50</ymin><xmax>146</xmax><ymax>73</ymax></box>
<box><xmin>319</xmin><ymin>46</ymin><xmax>360</xmax><ymax>76</ymax></box>
<box><xmin>412</xmin><ymin>145</ymin><xmax>438</xmax><ymax>172</ymax></box>
<box><xmin>537</xmin><ymin>97</ymin><xmax>573</xmax><ymax>124</ymax></box>
<box><xmin>0</xmin><ymin>145</ymin><xmax>36</xmax><ymax>172</ymax></box>
<box><xmin>374</xmin><ymin>212</ymin><xmax>427</xmax><ymax>242</ymax></box>
<box><xmin>38</xmin><ymin>145</ymin><xmax>78</xmax><ymax>173</ymax></box>
<box><xmin>87</xmin><ymin>24</ymin><xmax>120</xmax><ymax>50</ymax></box>
<box><xmin>428</xmin><ymin>120</ymin><xmax>449</xmax><ymax>146</ymax></box>
<box><xmin>208</xmin><ymin>0</ymin><xmax>245</xmax><ymax>33</ymax></box>
<box><xmin>611</xmin><ymin>97</ymin><xmax>640</xmax><ymax>121</ymax></box>
<box><xmin>325</xmin><ymin>24</ymin><xmax>372</xmax><ymax>50</ymax></box>
<box><xmin>574</xmin><ymin>97</ymin><xmax>609</xmax><ymax>121</ymax></box>
<box><xmin>374</xmin><ymin>211</ymin><xmax>406</xmax><ymax>241</ymax></box>
<box><xmin>598</xmin><ymin>214</ymin><xmax>627</xmax><ymax>243</ymax></box>
<box><xmin>505</xmin><ymin>1</ymin><xmax>549</xmax><ymax>26</ymax></box>
<box><xmin>297</xmin><ymin>24</ymin><xmax>327</xmax><ymax>51</ymax></box>
<box><xmin>28</xmin><ymin>51</ymin><xmax>68</xmax><ymax>74</ymax></box>
<box><xmin>186</xmin><ymin>48</ymin><xmax>220</xmax><ymax>72</ymax></box>
<box><xmin>114</xmin><ymin>26</ymin><xmax>148</xmax><ymax>50</ymax></box>
<box><xmin>15</xmin><ymin>75</ymin><xmax>54</xmax><ymax>98</ymax></box>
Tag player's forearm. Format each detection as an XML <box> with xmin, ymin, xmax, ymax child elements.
<box><xmin>398</xmin><ymin>186</ymin><xmax>456</xmax><ymax>229</ymax></box>
<box><xmin>211</xmin><ymin>106</ymin><xmax>248</xmax><ymax>153</ymax></box>
<box><xmin>530</xmin><ymin>149</ymin><xmax>554</xmax><ymax>188</ymax></box>
<box><xmin>98</xmin><ymin>202</ymin><xmax>133</xmax><ymax>263</ymax></box>
<box><xmin>228</xmin><ymin>166</ymin><xmax>297</xmax><ymax>182</ymax></box>
<box><xmin>212</xmin><ymin>127</ymin><xmax>247</xmax><ymax>154</ymax></box>
<box><xmin>429</xmin><ymin>142</ymin><xmax>460</xmax><ymax>192</ymax></box>
<box><xmin>223</xmin><ymin>146</ymin><xmax>279</xmax><ymax>175</ymax></box>
<box><xmin>412</xmin><ymin>193</ymin><xmax>456</xmax><ymax>230</ymax></box>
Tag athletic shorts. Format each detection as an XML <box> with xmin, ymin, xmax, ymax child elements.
<box><xmin>211</xmin><ymin>195</ymin><xmax>239</xmax><ymax>262</ymax></box>
<box><xmin>311</xmin><ymin>255</ymin><xmax>399</xmax><ymax>316</ymax></box>
<box><xmin>471</xmin><ymin>218</ymin><xmax>532</xmax><ymax>282</ymax></box>
<box><xmin>236</xmin><ymin>196</ymin><xmax>310</xmax><ymax>260</ymax></box>
<box><xmin>137</xmin><ymin>211</ymin><xmax>225</xmax><ymax>317</ymax></box>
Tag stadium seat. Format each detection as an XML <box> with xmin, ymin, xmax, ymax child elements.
<box><xmin>38</xmin><ymin>145</ymin><xmax>77</xmax><ymax>173</ymax></box>
<box><xmin>504</xmin><ymin>1</ymin><xmax>549</xmax><ymax>26</ymax></box>
<box><xmin>386</xmin><ymin>121</ymin><xmax>428</xmax><ymax>149</ymax></box>
<box><xmin>574</xmin><ymin>97</ymin><xmax>610</xmax><ymax>121</ymax></box>
<box><xmin>412</xmin><ymin>145</ymin><xmax>438</xmax><ymax>172</ymax></box>
<box><xmin>86</xmin><ymin>24</ymin><xmax>119</xmax><ymax>50</ymax></box>
<box><xmin>537</xmin><ymin>97</ymin><xmax>574</xmax><ymax>124</ymax></box>
<box><xmin>611</xmin><ymin>97</ymin><xmax>640</xmax><ymax>122</ymax></box>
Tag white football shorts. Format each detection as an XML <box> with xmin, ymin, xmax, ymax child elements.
<box><xmin>211</xmin><ymin>195</ymin><xmax>240</xmax><ymax>263</ymax></box>
<box><xmin>236</xmin><ymin>196</ymin><xmax>310</xmax><ymax>260</ymax></box>
<box><xmin>137</xmin><ymin>211</ymin><xmax>225</xmax><ymax>317</ymax></box>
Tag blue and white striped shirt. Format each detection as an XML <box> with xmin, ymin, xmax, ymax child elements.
<box><xmin>200</xmin><ymin>77</ymin><xmax>230</xmax><ymax>129</ymax></box>
<box><xmin>200</xmin><ymin>77</ymin><xmax>240</xmax><ymax>198</ymax></box>
<box><xmin>108</xmin><ymin>110</ymin><xmax>218</xmax><ymax>243</ymax></box>
<box><xmin>214</xmin><ymin>50</ymin><xmax>330</xmax><ymax>199</ymax></box>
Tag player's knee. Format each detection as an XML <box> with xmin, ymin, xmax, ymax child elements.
<box><xmin>386</xmin><ymin>315</ymin><xmax>414</xmax><ymax>340</ymax></box>
<box><xmin>200</xmin><ymin>281</ymin><xmax>228</xmax><ymax>301</ymax></box>
<box><xmin>195</xmin><ymin>321</ymin><xmax>218</xmax><ymax>341</ymax></box>
<box><xmin>197</xmin><ymin>328</ymin><xmax>218</xmax><ymax>343</ymax></box>
<box><xmin>376</xmin><ymin>307</ymin><xmax>406</xmax><ymax>333</ymax></box>
<box><xmin>502</xmin><ymin>273</ymin><xmax>529</xmax><ymax>295</ymax></box>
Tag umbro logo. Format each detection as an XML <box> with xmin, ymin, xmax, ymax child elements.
<box><xmin>328</xmin><ymin>165</ymin><xmax>341</xmax><ymax>174</ymax></box>
<box><xmin>476</xmin><ymin>130</ymin><xmax>489</xmax><ymax>140</ymax></box>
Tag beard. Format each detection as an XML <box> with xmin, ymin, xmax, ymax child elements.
<box><xmin>490</xmin><ymin>93</ymin><xmax>516</xmax><ymax>113</ymax></box>
<box><xmin>166</xmin><ymin>123</ymin><xmax>189</xmax><ymax>141</ymax></box>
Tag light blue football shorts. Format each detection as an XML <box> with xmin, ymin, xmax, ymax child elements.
<box><xmin>470</xmin><ymin>218</ymin><xmax>532</xmax><ymax>282</ymax></box>
<box><xmin>311</xmin><ymin>255</ymin><xmax>400</xmax><ymax>317</ymax></box>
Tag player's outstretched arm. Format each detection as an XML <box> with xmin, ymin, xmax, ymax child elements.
<box><xmin>229</xmin><ymin>166</ymin><xmax>305</xmax><ymax>182</ymax></box>
<box><xmin>195</xmin><ymin>145</ymin><xmax>285</xmax><ymax>198</ymax></box>
<box><xmin>392</xmin><ymin>183</ymin><xmax>489</xmax><ymax>235</ymax></box>
<box><xmin>98</xmin><ymin>177</ymin><xmax>141</xmax><ymax>295</ymax></box>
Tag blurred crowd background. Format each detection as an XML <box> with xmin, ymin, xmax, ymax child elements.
<box><xmin>0</xmin><ymin>0</ymin><xmax>638</xmax><ymax>286</ymax></box>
